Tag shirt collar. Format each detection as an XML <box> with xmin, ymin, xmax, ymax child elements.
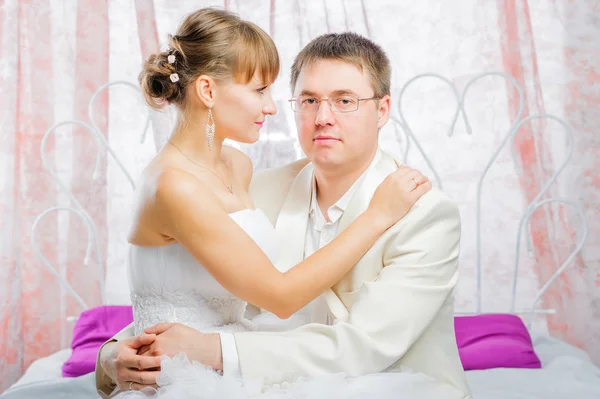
<box><xmin>309</xmin><ymin>148</ymin><xmax>382</xmax><ymax>229</ymax></box>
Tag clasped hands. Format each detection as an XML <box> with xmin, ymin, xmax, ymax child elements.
<box><xmin>101</xmin><ymin>323</ymin><xmax>223</xmax><ymax>392</ymax></box>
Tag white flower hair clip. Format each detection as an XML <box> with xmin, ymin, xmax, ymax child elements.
<box><xmin>167</xmin><ymin>54</ymin><xmax>176</xmax><ymax>64</ymax></box>
<box><xmin>170</xmin><ymin>73</ymin><xmax>179</xmax><ymax>83</ymax></box>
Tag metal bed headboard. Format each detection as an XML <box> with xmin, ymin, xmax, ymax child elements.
<box><xmin>391</xmin><ymin>71</ymin><xmax>587</xmax><ymax>329</ymax></box>
<box><xmin>31</xmin><ymin>82</ymin><xmax>152</xmax><ymax>330</ymax></box>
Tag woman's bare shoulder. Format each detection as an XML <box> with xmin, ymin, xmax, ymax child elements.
<box><xmin>135</xmin><ymin>161</ymin><xmax>217</xmax><ymax>211</ymax></box>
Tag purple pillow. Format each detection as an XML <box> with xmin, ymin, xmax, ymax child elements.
<box><xmin>62</xmin><ymin>305</ymin><xmax>133</xmax><ymax>377</ymax></box>
<box><xmin>454</xmin><ymin>314</ymin><xmax>542</xmax><ymax>370</ymax></box>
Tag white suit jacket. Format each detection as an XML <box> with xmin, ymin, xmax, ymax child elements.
<box><xmin>95</xmin><ymin>149</ymin><xmax>471</xmax><ymax>399</ymax></box>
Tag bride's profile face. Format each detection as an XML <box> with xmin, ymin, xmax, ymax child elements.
<box><xmin>212</xmin><ymin>71</ymin><xmax>277</xmax><ymax>144</ymax></box>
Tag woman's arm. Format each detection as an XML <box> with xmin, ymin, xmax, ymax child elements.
<box><xmin>156</xmin><ymin>166</ymin><xmax>429</xmax><ymax>319</ymax></box>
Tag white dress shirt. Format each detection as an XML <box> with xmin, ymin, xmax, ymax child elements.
<box><xmin>220</xmin><ymin>150</ymin><xmax>382</xmax><ymax>379</ymax></box>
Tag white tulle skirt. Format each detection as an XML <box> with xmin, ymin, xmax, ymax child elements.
<box><xmin>111</xmin><ymin>353</ymin><xmax>464</xmax><ymax>399</ymax></box>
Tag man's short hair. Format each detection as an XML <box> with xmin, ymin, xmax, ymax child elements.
<box><xmin>290</xmin><ymin>32</ymin><xmax>391</xmax><ymax>98</ymax></box>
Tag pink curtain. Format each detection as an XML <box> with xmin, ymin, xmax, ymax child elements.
<box><xmin>1</xmin><ymin>0</ymin><xmax>63</xmax><ymax>388</ymax></box>
<box><xmin>561</xmin><ymin>0</ymin><xmax>600</xmax><ymax>359</ymax></box>
<box><xmin>0</xmin><ymin>0</ymin><xmax>109</xmax><ymax>391</ymax></box>
<box><xmin>496</xmin><ymin>0</ymin><xmax>600</xmax><ymax>360</ymax></box>
<box><xmin>67</xmin><ymin>0</ymin><xmax>110</xmax><ymax>346</ymax></box>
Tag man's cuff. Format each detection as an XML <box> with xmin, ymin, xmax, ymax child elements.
<box><xmin>219</xmin><ymin>332</ymin><xmax>241</xmax><ymax>379</ymax></box>
<box><xmin>95</xmin><ymin>339</ymin><xmax>118</xmax><ymax>398</ymax></box>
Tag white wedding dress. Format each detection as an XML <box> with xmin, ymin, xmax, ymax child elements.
<box><xmin>114</xmin><ymin>209</ymin><xmax>462</xmax><ymax>399</ymax></box>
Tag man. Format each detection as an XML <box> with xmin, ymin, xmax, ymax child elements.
<box><xmin>96</xmin><ymin>32</ymin><xmax>471</xmax><ymax>399</ymax></box>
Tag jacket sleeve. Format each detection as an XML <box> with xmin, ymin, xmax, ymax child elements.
<box><xmin>233</xmin><ymin>191</ymin><xmax>461</xmax><ymax>387</ymax></box>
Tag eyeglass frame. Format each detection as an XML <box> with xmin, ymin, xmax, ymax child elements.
<box><xmin>288</xmin><ymin>94</ymin><xmax>381</xmax><ymax>113</ymax></box>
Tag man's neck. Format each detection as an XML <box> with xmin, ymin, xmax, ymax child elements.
<box><xmin>314</xmin><ymin>150</ymin><xmax>377</xmax><ymax>213</ymax></box>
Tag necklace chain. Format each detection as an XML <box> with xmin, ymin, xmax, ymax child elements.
<box><xmin>168</xmin><ymin>141</ymin><xmax>234</xmax><ymax>195</ymax></box>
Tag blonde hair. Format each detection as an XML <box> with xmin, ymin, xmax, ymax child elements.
<box><xmin>290</xmin><ymin>32</ymin><xmax>390</xmax><ymax>98</ymax></box>
<box><xmin>140</xmin><ymin>8</ymin><xmax>280</xmax><ymax>110</ymax></box>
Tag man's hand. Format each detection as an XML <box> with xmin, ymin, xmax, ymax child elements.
<box><xmin>99</xmin><ymin>333</ymin><xmax>162</xmax><ymax>391</ymax></box>
<box><xmin>142</xmin><ymin>323</ymin><xmax>223</xmax><ymax>371</ymax></box>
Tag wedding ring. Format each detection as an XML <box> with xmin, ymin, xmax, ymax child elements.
<box><xmin>412</xmin><ymin>178</ymin><xmax>419</xmax><ymax>189</ymax></box>
<box><xmin>129</xmin><ymin>381</ymin><xmax>134</xmax><ymax>390</ymax></box>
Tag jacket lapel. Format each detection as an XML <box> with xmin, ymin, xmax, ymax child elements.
<box><xmin>325</xmin><ymin>151</ymin><xmax>400</xmax><ymax>321</ymax></box>
<box><xmin>337</xmin><ymin>151</ymin><xmax>399</xmax><ymax>234</ymax></box>
<box><xmin>274</xmin><ymin>163</ymin><xmax>314</xmax><ymax>273</ymax></box>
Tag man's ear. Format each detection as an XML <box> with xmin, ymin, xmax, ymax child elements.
<box><xmin>376</xmin><ymin>94</ymin><xmax>391</xmax><ymax>129</ymax></box>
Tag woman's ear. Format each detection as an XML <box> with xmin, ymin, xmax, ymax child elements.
<box><xmin>193</xmin><ymin>75</ymin><xmax>216</xmax><ymax>108</ymax></box>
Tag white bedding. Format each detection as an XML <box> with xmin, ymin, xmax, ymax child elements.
<box><xmin>3</xmin><ymin>335</ymin><xmax>600</xmax><ymax>399</ymax></box>
<box><xmin>7</xmin><ymin>349</ymin><xmax>72</xmax><ymax>390</ymax></box>
<box><xmin>466</xmin><ymin>335</ymin><xmax>600</xmax><ymax>399</ymax></box>
<box><xmin>0</xmin><ymin>348</ymin><xmax>98</xmax><ymax>399</ymax></box>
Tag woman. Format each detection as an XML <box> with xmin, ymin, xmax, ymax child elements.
<box><xmin>116</xmin><ymin>7</ymin><xmax>433</xmax><ymax>399</ymax></box>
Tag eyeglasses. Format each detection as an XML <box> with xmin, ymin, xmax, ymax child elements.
<box><xmin>288</xmin><ymin>94</ymin><xmax>380</xmax><ymax>113</ymax></box>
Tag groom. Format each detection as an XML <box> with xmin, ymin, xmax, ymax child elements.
<box><xmin>96</xmin><ymin>32</ymin><xmax>471</xmax><ymax>398</ymax></box>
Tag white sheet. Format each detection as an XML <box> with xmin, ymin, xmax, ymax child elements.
<box><xmin>0</xmin><ymin>349</ymin><xmax>101</xmax><ymax>399</ymax></box>
<box><xmin>466</xmin><ymin>335</ymin><xmax>600</xmax><ymax>398</ymax></box>
<box><xmin>8</xmin><ymin>349</ymin><xmax>72</xmax><ymax>390</ymax></box>
<box><xmin>3</xmin><ymin>335</ymin><xmax>600</xmax><ymax>399</ymax></box>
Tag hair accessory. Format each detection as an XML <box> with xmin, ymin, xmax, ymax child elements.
<box><xmin>169</xmin><ymin>73</ymin><xmax>179</xmax><ymax>83</ymax></box>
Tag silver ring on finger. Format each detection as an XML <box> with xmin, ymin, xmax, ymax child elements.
<box><xmin>129</xmin><ymin>381</ymin><xmax>134</xmax><ymax>391</ymax></box>
<box><xmin>411</xmin><ymin>178</ymin><xmax>419</xmax><ymax>190</ymax></box>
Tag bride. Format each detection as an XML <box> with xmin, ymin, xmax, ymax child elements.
<box><xmin>110</xmin><ymin>7</ymin><xmax>438</xmax><ymax>399</ymax></box>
